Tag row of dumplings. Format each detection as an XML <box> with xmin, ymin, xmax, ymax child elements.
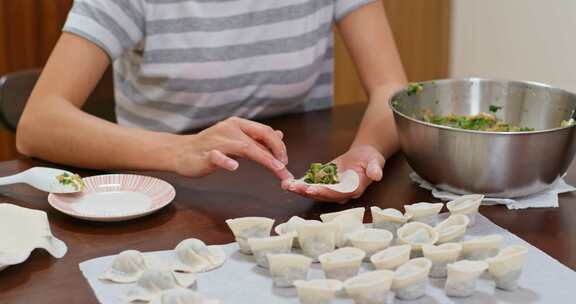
<box><xmin>225</xmin><ymin>194</ymin><xmax>529</xmax><ymax>303</ymax></box>
<box><xmin>98</xmin><ymin>239</ymin><xmax>227</xmax><ymax>303</ymax></box>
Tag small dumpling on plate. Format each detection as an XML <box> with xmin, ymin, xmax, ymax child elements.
<box><xmin>267</xmin><ymin>253</ymin><xmax>313</xmax><ymax>288</ymax></box>
<box><xmin>274</xmin><ymin>216</ymin><xmax>321</xmax><ymax>248</ymax></box>
<box><xmin>392</xmin><ymin>258</ymin><xmax>432</xmax><ymax>300</ymax></box>
<box><xmin>348</xmin><ymin>228</ymin><xmax>393</xmax><ymax>260</ymax></box>
<box><xmin>446</xmin><ymin>194</ymin><xmax>484</xmax><ymax>227</ymax></box>
<box><xmin>370</xmin><ymin>207</ymin><xmax>412</xmax><ymax>237</ymax></box>
<box><xmin>99</xmin><ymin>250</ymin><xmax>152</xmax><ymax>283</ymax></box>
<box><xmin>318</xmin><ymin>247</ymin><xmax>366</xmax><ymax>281</ymax></box>
<box><xmin>294</xmin><ymin>279</ymin><xmax>343</xmax><ymax>304</ymax></box>
<box><xmin>320</xmin><ymin>207</ymin><xmax>365</xmax><ymax>223</ymax></box>
<box><xmin>486</xmin><ymin>245</ymin><xmax>528</xmax><ymax>291</ymax></box>
<box><xmin>397</xmin><ymin>222</ymin><xmax>439</xmax><ymax>257</ymax></box>
<box><xmin>422</xmin><ymin>243</ymin><xmax>462</xmax><ymax>278</ymax></box>
<box><xmin>460</xmin><ymin>234</ymin><xmax>503</xmax><ymax>260</ymax></box>
<box><xmin>149</xmin><ymin>288</ymin><xmax>220</xmax><ymax>304</ymax></box>
<box><xmin>247</xmin><ymin>234</ymin><xmax>294</xmax><ymax>268</ymax></box>
<box><xmin>404</xmin><ymin>202</ymin><xmax>443</xmax><ymax>226</ymax></box>
<box><xmin>173</xmin><ymin>238</ymin><xmax>226</xmax><ymax>273</ymax></box>
<box><xmin>344</xmin><ymin>270</ymin><xmax>395</xmax><ymax>304</ymax></box>
<box><xmin>296</xmin><ymin>222</ymin><xmax>338</xmax><ymax>261</ymax></box>
<box><xmin>225</xmin><ymin>217</ymin><xmax>274</xmax><ymax>254</ymax></box>
<box><xmin>434</xmin><ymin>214</ymin><xmax>470</xmax><ymax>244</ymax></box>
<box><xmin>370</xmin><ymin>245</ymin><xmax>412</xmax><ymax>271</ymax></box>
<box><xmin>124</xmin><ymin>269</ymin><xmax>197</xmax><ymax>303</ymax></box>
<box><xmin>444</xmin><ymin>260</ymin><xmax>488</xmax><ymax>298</ymax></box>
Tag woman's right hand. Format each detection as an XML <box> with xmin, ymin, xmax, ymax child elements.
<box><xmin>171</xmin><ymin>117</ymin><xmax>293</xmax><ymax>181</ymax></box>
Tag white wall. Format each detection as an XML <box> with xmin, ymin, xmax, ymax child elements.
<box><xmin>451</xmin><ymin>0</ymin><xmax>576</xmax><ymax>92</ymax></box>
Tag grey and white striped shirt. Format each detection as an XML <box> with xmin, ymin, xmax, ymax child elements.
<box><xmin>63</xmin><ymin>0</ymin><xmax>375</xmax><ymax>132</ymax></box>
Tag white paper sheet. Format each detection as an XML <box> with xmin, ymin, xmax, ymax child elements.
<box><xmin>79</xmin><ymin>214</ymin><xmax>575</xmax><ymax>304</ymax></box>
<box><xmin>410</xmin><ymin>173</ymin><xmax>576</xmax><ymax>210</ymax></box>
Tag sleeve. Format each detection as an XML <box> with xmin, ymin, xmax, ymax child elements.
<box><xmin>62</xmin><ymin>0</ymin><xmax>145</xmax><ymax>60</ymax></box>
<box><xmin>334</xmin><ymin>0</ymin><xmax>377</xmax><ymax>21</ymax></box>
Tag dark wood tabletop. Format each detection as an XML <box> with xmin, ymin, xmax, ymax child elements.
<box><xmin>0</xmin><ymin>104</ymin><xmax>575</xmax><ymax>303</ymax></box>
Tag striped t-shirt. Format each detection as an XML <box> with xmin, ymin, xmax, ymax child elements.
<box><xmin>63</xmin><ymin>0</ymin><xmax>375</xmax><ymax>132</ymax></box>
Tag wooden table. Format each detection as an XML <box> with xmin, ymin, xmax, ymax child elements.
<box><xmin>1</xmin><ymin>104</ymin><xmax>575</xmax><ymax>303</ymax></box>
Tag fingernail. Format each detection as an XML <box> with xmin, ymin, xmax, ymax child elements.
<box><xmin>272</xmin><ymin>159</ymin><xmax>285</xmax><ymax>170</ymax></box>
<box><xmin>289</xmin><ymin>184</ymin><xmax>297</xmax><ymax>191</ymax></box>
<box><xmin>228</xmin><ymin>160</ymin><xmax>239</xmax><ymax>170</ymax></box>
<box><xmin>306</xmin><ymin>187</ymin><xmax>317</xmax><ymax>195</ymax></box>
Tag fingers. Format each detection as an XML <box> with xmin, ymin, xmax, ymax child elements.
<box><xmin>208</xmin><ymin>150</ymin><xmax>239</xmax><ymax>171</ymax></box>
<box><xmin>366</xmin><ymin>159</ymin><xmax>383</xmax><ymax>181</ymax></box>
<box><xmin>234</xmin><ymin>118</ymin><xmax>288</xmax><ymax>164</ymax></box>
<box><xmin>226</xmin><ymin>138</ymin><xmax>293</xmax><ymax>181</ymax></box>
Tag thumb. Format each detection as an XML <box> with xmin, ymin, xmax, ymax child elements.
<box><xmin>365</xmin><ymin>158</ymin><xmax>383</xmax><ymax>181</ymax></box>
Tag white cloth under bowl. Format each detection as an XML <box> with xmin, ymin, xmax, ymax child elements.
<box><xmin>409</xmin><ymin>173</ymin><xmax>576</xmax><ymax>210</ymax></box>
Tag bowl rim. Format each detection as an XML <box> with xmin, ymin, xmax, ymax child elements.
<box><xmin>389</xmin><ymin>77</ymin><xmax>576</xmax><ymax>135</ymax></box>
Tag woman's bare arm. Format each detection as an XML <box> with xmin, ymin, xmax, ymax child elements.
<box><xmin>16</xmin><ymin>33</ymin><xmax>292</xmax><ymax>180</ymax></box>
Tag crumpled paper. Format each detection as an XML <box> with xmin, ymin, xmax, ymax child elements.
<box><xmin>410</xmin><ymin>173</ymin><xmax>576</xmax><ymax>210</ymax></box>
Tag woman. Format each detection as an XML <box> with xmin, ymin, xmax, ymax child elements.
<box><xmin>16</xmin><ymin>0</ymin><xmax>406</xmax><ymax>202</ymax></box>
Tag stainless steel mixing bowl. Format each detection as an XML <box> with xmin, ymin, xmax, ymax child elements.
<box><xmin>390</xmin><ymin>78</ymin><xmax>576</xmax><ymax>197</ymax></box>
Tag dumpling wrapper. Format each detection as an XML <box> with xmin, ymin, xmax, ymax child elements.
<box><xmin>392</xmin><ymin>258</ymin><xmax>432</xmax><ymax>300</ymax></box>
<box><xmin>296</xmin><ymin>222</ymin><xmax>338</xmax><ymax>261</ymax></box>
<box><xmin>294</xmin><ymin>170</ymin><xmax>360</xmax><ymax>193</ymax></box>
<box><xmin>99</xmin><ymin>250</ymin><xmax>164</xmax><ymax>283</ymax></box>
<box><xmin>460</xmin><ymin>234</ymin><xmax>503</xmax><ymax>260</ymax></box>
<box><xmin>0</xmin><ymin>204</ymin><xmax>67</xmax><ymax>270</ymax></box>
<box><xmin>370</xmin><ymin>207</ymin><xmax>412</xmax><ymax>236</ymax></box>
<box><xmin>225</xmin><ymin>217</ymin><xmax>274</xmax><ymax>254</ymax></box>
<box><xmin>434</xmin><ymin>214</ymin><xmax>470</xmax><ymax>244</ymax></box>
<box><xmin>247</xmin><ymin>234</ymin><xmax>294</xmax><ymax>268</ymax></box>
<box><xmin>370</xmin><ymin>245</ymin><xmax>412</xmax><ymax>270</ymax></box>
<box><xmin>318</xmin><ymin>247</ymin><xmax>365</xmax><ymax>280</ymax></box>
<box><xmin>422</xmin><ymin>243</ymin><xmax>462</xmax><ymax>278</ymax></box>
<box><xmin>446</xmin><ymin>194</ymin><xmax>484</xmax><ymax>227</ymax></box>
<box><xmin>397</xmin><ymin>222</ymin><xmax>439</xmax><ymax>255</ymax></box>
<box><xmin>348</xmin><ymin>228</ymin><xmax>393</xmax><ymax>259</ymax></box>
<box><xmin>294</xmin><ymin>279</ymin><xmax>343</xmax><ymax>304</ymax></box>
<box><xmin>267</xmin><ymin>253</ymin><xmax>313</xmax><ymax>288</ymax></box>
<box><xmin>149</xmin><ymin>288</ymin><xmax>220</xmax><ymax>304</ymax></box>
<box><xmin>486</xmin><ymin>245</ymin><xmax>528</xmax><ymax>290</ymax></box>
<box><xmin>124</xmin><ymin>269</ymin><xmax>197</xmax><ymax>302</ymax></box>
<box><xmin>445</xmin><ymin>260</ymin><xmax>488</xmax><ymax>297</ymax></box>
<box><xmin>344</xmin><ymin>270</ymin><xmax>395</xmax><ymax>304</ymax></box>
<box><xmin>172</xmin><ymin>238</ymin><xmax>226</xmax><ymax>273</ymax></box>
<box><xmin>404</xmin><ymin>202</ymin><xmax>443</xmax><ymax>225</ymax></box>
<box><xmin>274</xmin><ymin>217</ymin><xmax>321</xmax><ymax>248</ymax></box>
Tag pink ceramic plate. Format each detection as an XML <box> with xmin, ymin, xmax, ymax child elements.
<box><xmin>48</xmin><ymin>174</ymin><xmax>176</xmax><ymax>222</ymax></box>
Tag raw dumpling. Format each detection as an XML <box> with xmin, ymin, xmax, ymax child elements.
<box><xmin>274</xmin><ymin>216</ymin><xmax>320</xmax><ymax>248</ymax></box>
<box><xmin>370</xmin><ymin>207</ymin><xmax>411</xmax><ymax>237</ymax></box>
<box><xmin>348</xmin><ymin>228</ymin><xmax>393</xmax><ymax>260</ymax></box>
<box><xmin>446</xmin><ymin>194</ymin><xmax>483</xmax><ymax>227</ymax></box>
<box><xmin>434</xmin><ymin>214</ymin><xmax>470</xmax><ymax>244</ymax></box>
<box><xmin>267</xmin><ymin>253</ymin><xmax>313</xmax><ymax>288</ymax></box>
<box><xmin>370</xmin><ymin>245</ymin><xmax>412</xmax><ymax>270</ymax></box>
<box><xmin>404</xmin><ymin>202</ymin><xmax>443</xmax><ymax>226</ymax></box>
<box><xmin>486</xmin><ymin>245</ymin><xmax>528</xmax><ymax>290</ymax></box>
<box><xmin>173</xmin><ymin>238</ymin><xmax>226</xmax><ymax>273</ymax></box>
<box><xmin>225</xmin><ymin>217</ymin><xmax>274</xmax><ymax>254</ymax></box>
<box><xmin>392</xmin><ymin>258</ymin><xmax>432</xmax><ymax>300</ymax></box>
<box><xmin>320</xmin><ymin>207</ymin><xmax>365</xmax><ymax>223</ymax></box>
<box><xmin>124</xmin><ymin>269</ymin><xmax>196</xmax><ymax>302</ymax></box>
<box><xmin>149</xmin><ymin>288</ymin><xmax>220</xmax><ymax>304</ymax></box>
<box><xmin>344</xmin><ymin>270</ymin><xmax>395</xmax><ymax>304</ymax></box>
<box><xmin>296</xmin><ymin>222</ymin><xmax>338</xmax><ymax>261</ymax></box>
<box><xmin>444</xmin><ymin>260</ymin><xmax>488</xmax><ymax>297</ymax></box>
<box><xmin>397</xmin><ymin>222</ymin><xmax>439</xmax><ymax>256</ymax></box>
<box><xmin>330</xmin><ymin>213</ymin><xmax>365</xmax><ymax>248</ymax></box>
<box><xmin>422</xmin><ymin>243</ymin><xmax>462</xmax><ymax>278</ymax></box>
<box><xmin>294</xmin><ymin>279</ymin><xmax>343</xmax><ymax>304</ymax></box>
<box><xmin>318</xmin><ymin>247</ymin><xmax>366</xmax><ymax>281</ymax></box>
<box><xmin>460</xmin><ymin>234</ymin><xmax>503</xmax><ymax>260</ymax></box>
<box><xmin>247</xmin><ymin>234</ymin><xmax>294</xmax><ymax>268</ymax></box>
<box><xmin>99</xmin><ymin>250</ymin><xmax>152</xmax><ymax>283</ymax></box>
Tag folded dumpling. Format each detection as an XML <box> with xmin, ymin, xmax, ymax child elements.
<box><xmin>344</xmin><ymin>270</ymin><xmax>395</xmax><ymax>304</ymax></box>
<box><xmin>149</xmin><ymin>288</ymin><xmax>220</xmax><ymax>304</ymax></box>
<box><xmin>370</xmin><ymin>207</ymin><xmax>411</xmax><ymax>237</ymax></box>
<box><xmin>225</xmin><ymin>217</ymin><xmax>274</xmax><ymax>254</ymax></box>
<box><xmin>296</xmin><ymin>222</ymin><xmax>338</xmax><ymax>261</ymax></box>
<box><xmin>446</xmin><ymin>194</ymin><xmax>483</xmax><ymax>227</ymax></box>
<box><xmin>444</xmin><ymin>260</ymin><xmax>488</xmax><ymax>297</ymax></box>
<box><xmin>318</xmin><ymin>247</ymin><xmax>366</xmax><ymax>281</ymax></box>
<box><xmin>294</xmin><ymin>279</ymin><xmax>343</xmax><ymax>304</ymax></box>
<box><xmin>267</xmin><ymin>253</ymin><xmax>313</xmax><ymax>288</ymax></box>
<box><xmin>422</xmin><ymin>243</ymin><xmax>462</xmax><ymax>278</ymax></box>
<box><xmin>274</xmin><ymin>216</ymin><xmax>320</xmax><ymax>248</ymax></box>
<box><xmin>392</xmin><ymin>258</ymin><xmax>432</xmax><ymax>300</ymax></box>
<box><xmin>434</xmin><ymin>214</ymin><xmax>470</xmax><ymax>244</ymax></box>
<box><xmin>99</xmin><ymin>250</ymin><xmax>154</xmax><ymax>283</ymax></box>
<box><xmin>460</xmin><ymin>234</ymin><xmax>503</xmax><ymax>260</ymax></box>
<box><xmin>247</xmin><ymin>234</ymin><xmax>294</xmax><ymax>268</ymax></box>
<box><xmin>397</xmin><ymin>222</ymin><xmax>439</xmax><ymax>256</ymax></box>
<box><xmin>370</xmin><ymin>245</ymin><xmax>412</xmax><ymax>270</ymax></box>
<box><xmin>124</xmin><ymin>269</ymin><xmax>196</xmax><ymax>302</ymax></box>
<box><xmin>172</xmin><ymin>239</ymin><xmax>226</xmax><ymax>273</ymax></box>
<box><xmin>320</xmin><ymin>207</ymin><xmax>365</xmax><ymax>223</ymax></box>
<box><xmin>404</xmin><ymin>202</ymin><xmax>443</xmax><ymax>226</ymax></box>
<box><xmin>348</xmin><ymin>228</ymin><xmax>393</xmax><ymax>260</ymax></box>
<box><xmin>486</xmin><ymin>245</ymin><xmax>528</xmax><ymax>290</ymax></box>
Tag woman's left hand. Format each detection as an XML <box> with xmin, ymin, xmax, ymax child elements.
<box><xmin>286</xmin><ymin>145</ymin><xmax>385</xmax><ymax>203</ymax></box>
